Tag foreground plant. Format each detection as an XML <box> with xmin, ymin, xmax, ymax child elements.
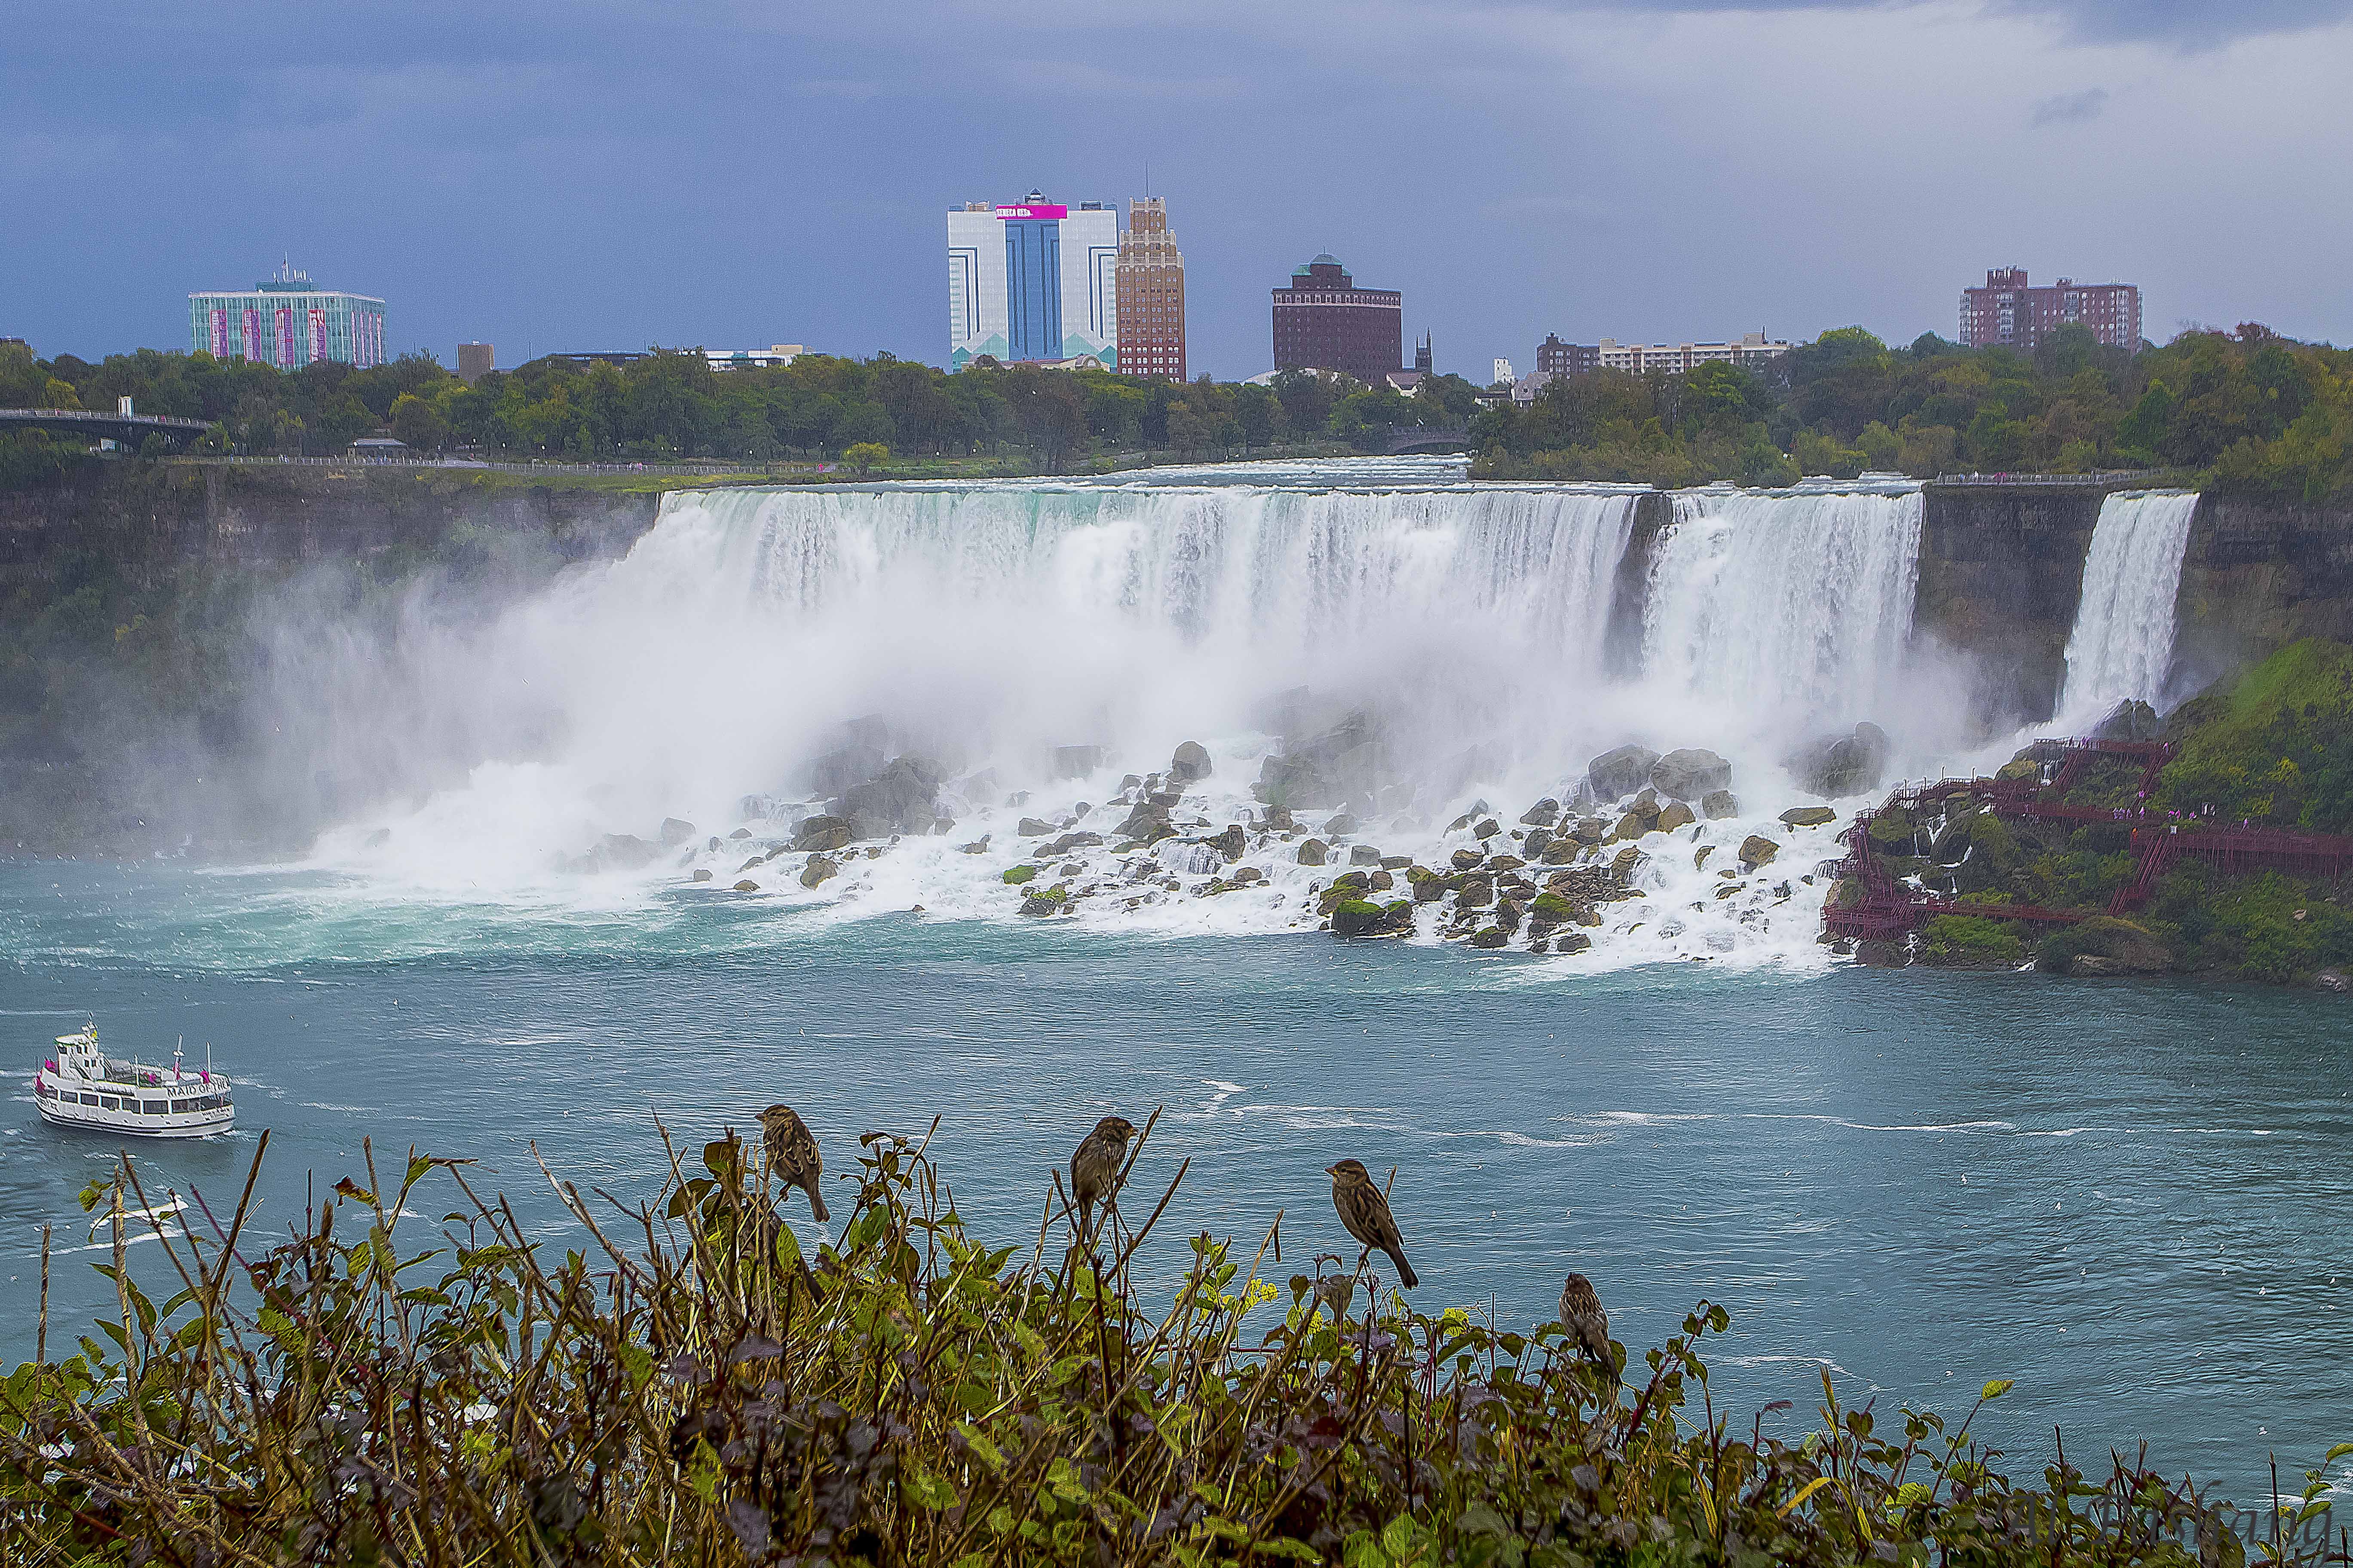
<box><xmin>1</xmin><ymin>1121</ymin><xmax>2344</xmax><ymax>1566</ymax></box>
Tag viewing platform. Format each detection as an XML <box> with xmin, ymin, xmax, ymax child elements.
<box><xmin>1822</xmin><ymin>737</ymin><xmax>2353</xmax><ymax>943</ymax></box>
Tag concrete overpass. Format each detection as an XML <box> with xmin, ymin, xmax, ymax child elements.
<box><xmin>0</xmin><ymin>407</ymin><xmax>211</xmax><ymax>447</ymax></box>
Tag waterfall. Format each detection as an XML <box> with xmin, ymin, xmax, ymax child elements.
<box><xmin>318</xmin><ymin>468</ymin><xmax>1645</xmax><ymax>882</ymax></box>
<box><xmin>1639</xmin><ymin>483</ymin><xmax>1924</xmax><ymax>732</ymax></box>
<box><xmin>2059</xmin><ymin>491</ymin><xmax>2198</xmax><ymax>721</ymax></box>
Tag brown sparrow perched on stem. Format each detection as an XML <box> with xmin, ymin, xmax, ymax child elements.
<box><xmin>1326</xmin><ymin>1159</ymin><xmax>1418</xmax><ymax>1288</ymax></box>
<box><xmin>1559</xmin><ymin>1272</ymin><xmax>1615</xmax><ymax>1384</ymax></box>
<box><xmin>759</xmin><ymin>1104</ymin><xmax>827</xmax><ymax>1223</ymax></box>
<box><xmin>1069</xmin><ymin>1115</ymin><xmax>1138</xmax><ymax>1240</ymax></box>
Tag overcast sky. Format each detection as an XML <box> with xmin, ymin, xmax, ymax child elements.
<box><xmin>6</xmin><ymin>0</ymin><xmax>2350</xmax><ymax>380</ymax></box>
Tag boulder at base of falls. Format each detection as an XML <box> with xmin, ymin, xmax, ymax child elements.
<box><xmin>1568</xmin><ymin>816</ymin><xmax>1610</xmax><ymax>845</ymax></box>
<box><xmin>800</xmin><ymin>855</ymin><xmax>839</xmax><ymax>889</ymax></box>
<box><xmin>793</xmin><ymin>816</ymin><xmax>854</xmax><ymax>852</ymax></box>
<box><xmin>2058</xmin><ymin>916</ymin><xmax>2170</xmax><ymax>975</ymax></box>
<box><xmin>1450</xmin><ymin>848</ymin><xmax>1485</xmax><ymax>870</ymax></box>
<box><xmin>1700</xmin><ymin>790</ymin><xmax>1738</xmax><ymax>820</ymax></box>
<box><xmin>959</xmin><ymin>835</ymin><xmax>991</xmax><ymax>854</ymax></box>
<box><xmin>1296</xmin><ymin>838</ymin><xmax>1329</xmax><ymax>866</ymax></box>
<box><xmin>1020</xmin><ymin>885</ymin><xmax>1069</xmax><ymax>916</ymax></box>
<box><xmin>1209</xmin><ymin>824</ymin><xmax>1247</xmax><ymax>861</ymax></box>
<box><xmin>1785</xmin><ymin>723</ymin><xmax>1892</xmax><ymax>798</ymax></box>
<box><xmin>805</xmin><ymin>742</ymin><xmax>886</xmax><ymax>799</ymax></box>
<box><xmin>691</xmin><ymin>868</ymin><xmax>713</xmax><ymax>883</ymax></box>
<box><xmin>840</xmin><ymin>754</ymin><xmax>948</xmax><ymax>838</ymax></box>
<box><xmin>1655</xmin><ymin>802</ymin><xmax>1696</xmax><ymax>833</ymax></box>
<box><xmin>1017</xmin><ymin>817</ymin><xmax>1054</xmax><ymax>837</ymax></box>
<box><xmin>1519</xmin><ymin>797</ymin><xmax>1561</xmax><ymax>826</ymax></box>
<box><xmin>2092</xmin><ymin>699</ymin><xmax>2162</xmax><ymax>742</ymax></box>
<box><xmin>1468</xmin><ymin>927</ymin><xmax>1512</xmax><ymax>949</ymax></box>
<box><xmin>729</xmin><ymin>826</ymin><xmax>753</xmax><ymax>839</ymax></box>
<box><xmin>1473</xmin><ymin>818</ymin><xmax>1501</xmax><ymax>839</ymax></box>
<box><xmin>1587</xmin><ymin>744</ymin><xmax>1661</xmax><ymax>801</ymax></box>
<box><xmin>1737</xmin><ymin>834</ymin><xmax>1780</xmax><ymax>871</ymax></box>
<box><xmin>1551</xmin><ymin>931</ymin><xmax>1593</xmax><ymax>955</ymax></box>
<box><xmin>659</xmin><ymin>818</ymin><xmax>697</xmax><ymax>847</ymax></box>
<box><xmin>1169</xmin><ymin>741</ymin><xmax>1213</xmax><ymax>782</ymax></box>
<box><xmin>1261</xmin><ymin>805</ymin><xmax>1296</xmax><ymax>831</ymax></box>
<box><xmin>1054</xmin><ymin>744</ymin><xmax>1108</xmax><ymax>779</ymax></box>
<box><xmin>1650</xmin><ymin>748</ymin><xmax>1732</xmax><ymax>802</ymax></box>
<box><xmin>1323</xmin><ymin>812</ymin><xmax>1361</xmax><ymax>837</ymax></box>
<box><xmin>1523</xmin><ymin>827</ymin><xmax>1553</xmax><ymax>859</ymax></box>
<box><xmin>732</xmin><ymin>879</ymin><xmax>761</xmax><ymax>893</ymax></box>
<box><xmin>1780</xmin><ymin>805</ymin><xmax>1839</xmax><ymax>827</ymax></box>
<box><xmin>1330</xmin><ymin>899</ymin><xmax>1412</xmax><ymax>939</ymax></box>
<box><xmin>1348</xmin><ymin>844</ymin><xmax>1383</xmax><ymax>865</ymax></box>
<box><xmin>1610</xmin><ymin>846</ymin><xmax>1645</xmax><ymax>880</ymax></box>
<box><xmin>1256</xmin><ymin>712</ymin><xmax>1385</xmax><ymax>809</ymax></box>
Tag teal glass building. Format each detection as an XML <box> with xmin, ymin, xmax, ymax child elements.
<box><xmin>188</xmin><ymin>265</ymin><xmax>386</xmax><ymax>369</ymax></box>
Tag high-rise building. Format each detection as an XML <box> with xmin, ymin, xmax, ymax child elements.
<box><xmin>1115</xmin><ymin>198</ymin><xmax>1186</xmax><ymax>381</ymax></box>
<box><xmin>1492</xmin><ymin>358</ymin><xmax>1515</xmax><ymax>386</ymax></box>
<box><xmin>1270</xmin><ymin>254</ymin><xmax>1402</xmax><ymax>385</ymax></box>
<box><xmin>1959</xmin><ymin>268</ymin><xmax>2142</xmax><ymax>350</ymax></box>
<box><xmin>947</xmin><ymin>193</ymin><xmax>1119</xmax><ymax>369</ymax></box>
<box><xmin>457</xmin><ymin>342</ymin><xmax>495</xmax><ymax>383</ymax></box>
<box><xmin>189</xmin><ymin>264</ymin><xmax>385</xmax><ymax>369</ymax></box>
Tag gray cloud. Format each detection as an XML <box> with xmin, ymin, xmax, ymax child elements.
<box><xmin>2031</xmin><ymin>86</ymin><xmax>2109</xmax><ymax>123</ymax></box>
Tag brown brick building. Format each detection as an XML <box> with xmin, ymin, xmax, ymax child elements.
<box><xmin>1958</xmin><ymin>267</ymin><xmax>2142</xmax><ymax>351</ymax></box>
<box><xmin>1271</xmin><ymin>255</ymin><xmax>1402</xmax><ymax>385</ymax></box>
<box><xmin>1115</xmin><ymin>198</ymin><xmax>1186</xmax><ymax>381</ymax></box>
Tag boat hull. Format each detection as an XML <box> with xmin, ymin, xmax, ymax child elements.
<box><xmin>36</xmin><ymin>1095</ymin><xmax>234</xmax><ymax>1139</ymax></box>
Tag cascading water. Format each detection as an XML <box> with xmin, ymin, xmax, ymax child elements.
<box><xmin>1639</xmin><ymin>482</ymin><xmax>1924</xmax><ymax>739</ymax></box>
<box><xmin>297</xmin><ymin>462</ymin><xmax>1910</xmax><ymax>971</ymax></box>
<box><xmin>2058</xmin><ymin>491</ymin><xmax>2199</xmax><ymax>723</ymax></box>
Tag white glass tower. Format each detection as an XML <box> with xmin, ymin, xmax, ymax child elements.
<box><xmin>947</xmin><ymin>195</ymin><xmax>1118</xmax><ymax>369</ymax></box>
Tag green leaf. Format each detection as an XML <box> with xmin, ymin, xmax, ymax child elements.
<box><xmin>2325</xmin><ymin>1441</ymin><xmax>2353</xmax><ymax>1464</ymax></box>
<box><xmin>905</xmin><ymin>1467</ymin><xmax>959</xmax><ymax>1510</ymax></box>
<box><xmin>1981</xmin><ymin>1378</ymin><xmax>2014</xmax><ymax>1401</ymax></box>
<box><xmin>956</xmin><ymin>1422</ymin><xmax>1006</xmax><ymax>1471</ymax></box>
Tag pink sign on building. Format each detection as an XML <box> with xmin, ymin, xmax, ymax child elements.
<box><xmin>241</xmin><ymin>309</ymin><xmax>263</xmax><ymax>361</ymax></box>
<box><xmin>276</xmin><ymin>308</ymin><xmax>295</xmax><ymax>367</ymax></box>
<box><xmin>995</xmin><ymin>203</ymin><xmax>1068</xmax><ymax>220</ymax></box>
<box><xmin>308</xmin><ymin>309</ymin><xmax>327</xmax><ymax>363</ymax></box>
<box><xmin>210</xmin><ymin>309</ymin><xmax>229</xmax><ymax>357</ymax></box>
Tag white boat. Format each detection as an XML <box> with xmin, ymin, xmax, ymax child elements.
<box><xmin>33</xmin><ymin>1023</ymin><xmax>234</xmax><ymax>1139</ymax></box>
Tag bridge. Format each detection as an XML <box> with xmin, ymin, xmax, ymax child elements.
<box><xmin>1822</xmin><ymin>737</ymin><xmax>2353</xmax><ymax>943</ymax></box>
<box><xmin>0</xmin><ymin>407</ymin><xmax>211</xmax><ymax>447</ymax></box>
<box><xmin>1379</xmin><ymin>424</ymin><xmax>1473</xmax><ymax>454</ymax></box>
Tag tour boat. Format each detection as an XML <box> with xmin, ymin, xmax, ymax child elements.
<box><xmin>32</xmin><ymin>1023</ymin><xmax>234</xmax><ymax>1139</ymax></box>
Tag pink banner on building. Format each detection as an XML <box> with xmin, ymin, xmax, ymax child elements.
<box><xmin>241</xmin><ymin>309</ymin><xmax>262</xmax><ymax>361</ymax></box>
<box><xmin>210</xmin><ymin>309</ymin><xmax>229</xmax><ymax>357</ymax></box>
<box><xmin>276</xmin><ymin>308</ymin><xmax>294</xmax><ymax>368</ymax></box>
<box><xmin>308</xmin><ymin>309</ymin><xmax>326</xmax><ymax>363</ymax></box>
<box><xmin>996</xmin><ymin>203</ymin><xmax>1068</xmax><ymax>220</ymax></box>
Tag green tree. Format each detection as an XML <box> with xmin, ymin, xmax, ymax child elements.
<box><xmin>388</xmin><ymin>392</ymin><xmax>447</xmax><ymax>452</ymax></box>
<box><xmin>842</xmin><ymin>441</ymin><xmax>888</xmax><ymax>474</ymax></box>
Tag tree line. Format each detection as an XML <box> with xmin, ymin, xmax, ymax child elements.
<box><xmin>1471</xmin><ymin>322</ymin><xmax>2353</xmax><ymax>500</ymax></box>
<box><xmin>0</xmin><ymin>339</ymin><xmax>1483</xmax><ymax>478</ymax></box>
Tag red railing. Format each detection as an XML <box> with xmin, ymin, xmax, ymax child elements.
<box><xmin>1820</xmin><ymin>738</ymin><xmax>2353</xmax><ymax>943</ymax></box>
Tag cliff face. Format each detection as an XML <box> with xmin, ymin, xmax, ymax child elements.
<box><xmin>2173</xmin><ymin>496</ymin><xmax>2353</xmax><ymax>698</ymax></box>
<box><xmin>0</xmin><ymin>462</ymin><xmax>662</xmax><ymax>593</ymax></box>
<box><xmin>1912</xmin><ymin>482</ymin><xmax>2108</xmax><ymax>729</ymax></box>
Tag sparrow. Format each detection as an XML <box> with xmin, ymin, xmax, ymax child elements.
<box><xmin>1069</xmin><ymin>1115</ymin><xmax>1139</xmax><ymax>1238</ymax></box>
<box><xmin>1559</xmin><ymin>1272</ymin><xmax>1615</xmax><ymax>1384</ymax></box>
<box><xmin>1327</xmin><ymin>1159</ymin><xmax>1418</xmax><ymax>1288</ymax></box>
<box><xmin>759</xmin><ymin>1104</ymin><xmax>828</xmax><ymax>1222</ymax></box>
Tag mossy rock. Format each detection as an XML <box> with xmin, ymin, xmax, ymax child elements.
<box><xmin>2037</xmin><ymin>915</ymin><xmax>2170</xmax><ymax>975</ymax></box>
<box><xmin>1530</xmin><ymin>891</ymin><xmax>1578</xmax><ymax>924</ymax></box>
<box><xmin>1019</xmin><ymin>884</ymin><xmax>1069</xmax><ymax>916</ymax></box>
<box><xmin>1002</xmin><ymin>864</ymin><xmax>1039</xmax><ymax>885</ymax></box>
<box><xmin>1996</xmin><ymin>758</ymin><xmax>2040</xmax><ymax>783</ymax></box>
<box><xmin>1866</xmin><ymin>809</ymin><xmax>1916</xmax><ymax>848</ymax></box>
<box><xmin>1918</xmin><ymin>914</ymin><xmax>2024</xmax><ymax>969</ymax></box>
<box><xmin>1780</xmin><ymin>805</ymin><xmax>1838</xmax><ymax>828</ymax></box>
<box><xmin>1330</xmin><ymin>898</ymin><xmax>1386</xmax><ymax>937</ymax></box>
<box><xmin>1468</xmin><ymin>926</ymin><xmax>1512</xmax><ymax>949</ymax></box>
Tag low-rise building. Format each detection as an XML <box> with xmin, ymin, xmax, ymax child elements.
<box><xmin>457</xmin><ymin>343</ymin><xmax>495</xmax><ymax>383</ymax></box>
<box><xmin>1535</xmin><ymin>331</ymin><xmax>1788</xmax><ymax>377</ymax></box>
<box><xmin>1271</xmin><ymin>254</ymin><xmax>1403</xmax><ymax>385</ymax></box>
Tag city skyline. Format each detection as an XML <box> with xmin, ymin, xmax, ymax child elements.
<box><xmin>8</xmin><ymin>3</ymin><xmax>2353</xmax><ymax>376</ymax></box>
